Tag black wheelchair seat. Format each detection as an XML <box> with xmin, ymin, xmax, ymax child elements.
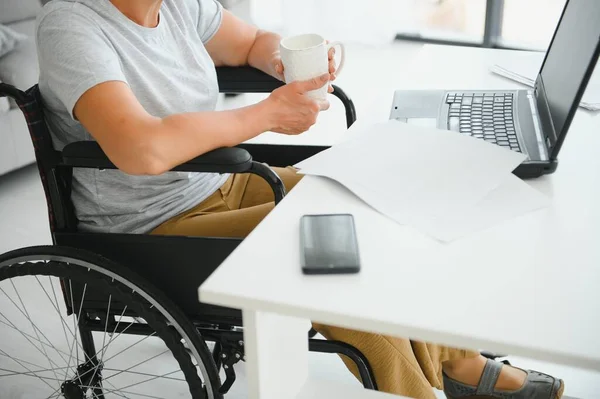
<box><xmin>57</xmin><ymin>231</ymin><xmax>243</xmax><ymax>324</ymax></box>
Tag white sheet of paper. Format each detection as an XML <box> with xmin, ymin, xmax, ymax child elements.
<box><xmin>490</xmin><ymin>52</ymin><xmax>600</xmax><ymax>111</ymax></box>
<box><xmin>316</xmin><ymin>173</ymin><xmax>548</xmax><ymax>242</ymax></box>
<box><xmin>410</xmin><ymin>175</ymin><xmax>549</xmax><ymax>241</ymax></box>
<box><xmin>296</xmin><ymin>120</ymin><xmax>526</xmax><ymax>223</ymax></box>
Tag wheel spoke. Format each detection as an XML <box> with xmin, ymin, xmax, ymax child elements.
<box><xmin>92</xmin><ymin>304</ymin><xmax>134</xmax><ymax>362</ymax></box>
<box><xmin>70</xmin><ymin>327</ymin><xmax>156</xmax><ymax>388</ymax></box>
<box><xmin>87</xmin><ymin>293</ymin><xmax>113</xmax><ymax>392</ymax></box>
<box><xmin>0</xmin><ymin>349</ymin><xmax>56</xmax><ymax>391</ymax></box>
<box><xmin>0</xmin><ymin>366</ymin><xmax>69</xmax><ymax>381</ymax></box>
<box><xmin>102</xmin><ymin>349</ymin><xmax>170</xmax><ymax>383</ymax></box>
<box><xmin>37</xmin><ymin>275</ymin><xmax>83</xmax><ymax>381</ymax></box>
<box><xmin>68</xmin><ymin>280</ymin><xmax>80</xmax><ymax>366</ymax></box>
<box><xmin>70</xmin><ymin>328</ymin><xmax>159</xmax><ymax>396</ymax></box>
<box><xmin>0</xmin><ymin>261</ymin><xmax>203</xmax><ymax>399</ymax></box>
<box><xmin>0</xmin><ymin>316</ymin><xmax>74</xmax><ymax>360</ymax></box>
<box><xmin>0</xmin><ymin>306</ymin><xmax>64</xmax><ymax>374</ymax></box>
<box><xmin>100</xmin><ymin>294</ymin><xmax>113</xmax><ymax>360</ymax></box>
<box><xmin>37</xmin><ymin>276</ymin><xmax>77</xmax><ymax>343</ymax></box>
<box><xmin>74</xmin><ymin>282</ymin><xmax>88</xmax><ymax>361</ymax></box>
<box><xmin>0</xmin><ymin>283</ymin><xmax>68</xmax><ymax>370</ymax></box>
<box><xmin>110</xmin><ymin>369</ymin><xmax>179</xmax><ymax>392</ymax></box>
<box><xmin>9</xmin><ymin>279</ymin><xmax>63</xmax><ymax>384</ymax></box>
<box><xmin>103</xmin><ymin>379</ymin><xmax>133</xmax><ymax>399</ymax></box>
<box><xmin>44</xmin><ymin>386</ymin><xmax>62</xmax><ymax>399</ymax></box>
<box><xmin>63</xmin><ymin>327</ymin><xmax>79</xmax><ymax>385</ymax></box>
<box><xmin>102</xmin><ymin>368</ymin><xmax>185</xmax><ymax>382</ymax></box>
<box><xmin>72</xmin><ymin>306</ymin><xmax>137</xmax><ymax>385</ymax></box>
<box><xmin>0</xmin><ymin>365</ymin><xmax>71</xmax><ymax>375</ymax></box>
<box><xmin>63</xmin><ymin>281</ymin><xmax>108</xmax><ymax>388</ymax></box>
<box><xmin>0</xmin><ymin>353</ymin><xmax>46</xmax><ymax>371</ymax></box>
<box><xmin>101</xmin><ymin>331</ymin><xmax>156</xmax><ymax>365</ymax></box>
<box><xmin>80</xmin><ymin>385</ymin><xmax>166</xmax><ymax>399</ymax></box>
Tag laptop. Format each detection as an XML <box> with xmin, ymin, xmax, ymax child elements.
<box><xmin>389</xmin><ymin>0</ymin><xmax>600</xmax><ymax>178</ymax></box>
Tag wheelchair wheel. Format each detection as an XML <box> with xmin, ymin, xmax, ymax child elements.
<box><xmin>0</xmin><ymin>246</ymin><xmax>222</xmax><ymax>399</ymax></box>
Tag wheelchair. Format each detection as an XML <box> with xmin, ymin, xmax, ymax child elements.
<box><xmin>0</xmin><ymin>68</ymin><xmax>377</xmax><ymax>398</ymax></box>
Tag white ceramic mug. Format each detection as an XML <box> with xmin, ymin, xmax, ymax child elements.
<box><xmin>279</xmin><ymin>33</ymin><xmax>346</xmax><ymax>101</ymax></box>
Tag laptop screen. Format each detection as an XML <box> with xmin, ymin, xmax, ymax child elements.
<box><xmin>536</xmin><ymin>0</ymin><xmax>600</xmax><ymax>154</ymax></box>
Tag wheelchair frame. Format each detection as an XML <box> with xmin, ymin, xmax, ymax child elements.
<box><xmin>0</xmin><ymin>67</ymin><xmax>378</xmax><ymax>397</ymax></box>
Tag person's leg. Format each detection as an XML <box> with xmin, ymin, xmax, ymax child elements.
<box><xmin>151</xmin><ymin>167</ymin><xmax>530</xmax><ymax>397</ymax></box>
<box><xmin>221</xmin><ymin>166</ymin><xmax>303</xmax><ymax>210</ymax></box>
<box><xmin>151</xmin><ymin>167</ymin><xmax>302</xmax><ymax>237</ymax></box>
<box><xmin>151</xmin><ymin>201</ymin><xmax>275</xmax><ymax>237</ymax></box>
<box><xmin>314</xmin><ymin>321</ymin><xmax>530</xmax><ymax>396</ymax></box>
<box><xmin>313</xmin><ymin>323</ymin><xmax>478</xmax><ymax>398</ymax></box>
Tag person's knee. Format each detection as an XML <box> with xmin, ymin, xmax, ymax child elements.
<box><xmin>280</xmin><ymin>166</ymin><xmax>304</xmax><ymax>191</ymax></box>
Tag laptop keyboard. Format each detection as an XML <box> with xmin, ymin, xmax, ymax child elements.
<box><xmin>446</xmin><ymin>92</ymin><xmax>521</xmax><ymax>152</ymax></box>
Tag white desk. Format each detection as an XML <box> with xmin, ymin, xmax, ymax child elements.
<box><xmin>200</xmin><ymin>45</ymin><xmax>600</xmax><ymax>398</ymax></box>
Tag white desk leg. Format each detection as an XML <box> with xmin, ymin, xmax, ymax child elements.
<box><xmin>243</xmin><ymin>309</ymin><xmax>309</xmax><ymax>399</ymax></box>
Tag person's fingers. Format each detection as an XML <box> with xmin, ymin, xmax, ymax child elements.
<box><xmin>309</xmin><ymin>101</ymin><xmax>321</xmax><ymax>114</ymax></box>
<box><xmin>329</xmin><ymin>60</ymin><xmax>337</xmax><ymax>74</ymax></box>
<box><xmin>317</xmin><ymin>99</ymin><xmax>331</xmax><ymax>111</ymax></box>
<box><xmin>274</xmin><ymin>60</ymin><xmax>285</xmax><ymax>79</ymax></box>
<box><xmin>327</xmin><ymin>84</ymin><xmax>334</xmax><ymax>93</ymax></box>
<box><xmin>294</xmin><ymin>73</ymin><xmax>330</xmax><ymax>92</ymax></box>
<box><xmin>328</xmin><ymin>48</ymin><xmax>336</xmax><ymax>75</ymax></box>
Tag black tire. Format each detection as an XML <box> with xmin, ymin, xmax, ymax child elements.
<box><xmin>0</xmin><ymin>245</ymin><xmax>223</xmax><ymax>399</ymax></box>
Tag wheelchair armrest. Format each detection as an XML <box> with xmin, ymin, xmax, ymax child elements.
<box><xmin>217</xmin><ymin>66</ymin><xmax>284</xmax><ymax>93</ymax></box>
<box><xmin>216</xmin><ymin>67</ymin><xmax>356</xmax><ymax>128</ymax></box>
<box><xmin>61</xmin><ymin>141</ymin><xmax>253</xmax><ymax>173</ymax></box>
<box><xmin>237</xmin><ymin>143</ymin><xmax>330</xmax><ymax>167</ymax></box>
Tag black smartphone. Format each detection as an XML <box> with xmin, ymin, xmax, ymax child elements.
<box><xmin>300</xmin><ymin>214</ymin><xmax>361</xmax><ymax>275</ymax></box>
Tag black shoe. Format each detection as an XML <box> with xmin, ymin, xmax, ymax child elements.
<box><xmin>443</xmin><ymin>359</ymin><xmax>564</xmax><ymax>399</ymax></box>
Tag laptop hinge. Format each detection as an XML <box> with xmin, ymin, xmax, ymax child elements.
<box><xmin>527</xmin><ymin>90</ymin><xmax>550</xmax><ymax>161</ymax></box>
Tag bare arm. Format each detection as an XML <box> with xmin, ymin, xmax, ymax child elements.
<box><xmin>73</xmin><ymin>75</ymin><xmax>329</xmax><ymax>176</ymax></box>
<box><xmin>205</xmin><ymin>11</ymin><xmax>339</xmax><ymax>85</ymax></box>
<box><xmin>73</xmin><ymin>10</ymin><xmax>330</xmax><ymax>177</ymax></box>
<box><xmin>73</xmin><ymin>81</ymin><xmax>269</xmax><ymax>175</ymax></box>
<box><xmin>204</xmin><ymin>11</ymin><xmax>283</xmax><ymax>79</ymax></box>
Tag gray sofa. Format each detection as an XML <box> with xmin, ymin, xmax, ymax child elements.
<box><xmin>0</xmin><ymin>0</ymin><xmax>45</xmax><ymax>176</ymax></box>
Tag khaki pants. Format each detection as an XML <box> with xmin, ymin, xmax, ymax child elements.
<box><xmin>151</xmin><ymin>167</ymin><xmax>479</xmax><ymax>398</ymax></box>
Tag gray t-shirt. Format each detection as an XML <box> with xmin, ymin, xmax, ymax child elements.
<box><xmin>36</xmin><ymin>0</ymin><xmax>229</xmax><ymax>234</ymax></box>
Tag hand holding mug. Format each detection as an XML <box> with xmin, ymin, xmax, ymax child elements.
<box><xmin>264</xmin><ymin>73</ymin><xmax>331</xmax><ymax>135</ymax></box>
<box><xmin>277</xmin><ymin>34</ymin><xmax>346</xmax><ymax>101</ymax></box>
<box><xmin>274</xmin><ymin>41</ymin><xmax>341</xmax><ymax>93</ymax></box>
